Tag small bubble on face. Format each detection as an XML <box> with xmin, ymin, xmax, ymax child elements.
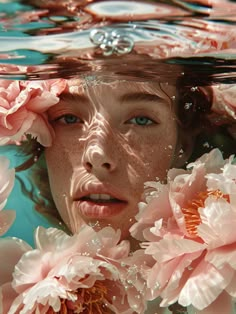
<box><xmin>184</xmin><ymin>102</ymin><xmax>192</xmax><ymax>110</ymax></box>
<box><xmin>191</xmin><ymin>86</ymin><xmax>198</xmax><ymax>92</ymax></box>
<box><xmin>168</xmin><ymin>145</ymin><xmax>173</xmax><ymax>150</ymax></box>
<box><xmin>178</xmin><ymin>149</ymin><xmax>184</xmax><ymax>158</ymax></box>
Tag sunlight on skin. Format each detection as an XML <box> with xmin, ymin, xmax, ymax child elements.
<box><xmin>45</xmin><ymin>78</ymin><xmax>183</xmax><ymax>243</ymax></box>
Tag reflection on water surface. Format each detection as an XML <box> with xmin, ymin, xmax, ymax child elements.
<box><xmin>0</xmin><ymin>0</ymin><xmax>235</xmax><ymax>82</ymax></box>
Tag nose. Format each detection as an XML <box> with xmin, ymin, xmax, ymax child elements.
<box><xmin>82</xmin><ymin>133</ymin><xmax>117</xmax><ymax>173</ymax></box>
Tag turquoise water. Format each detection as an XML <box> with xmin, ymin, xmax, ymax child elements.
<box><xmin>0</xmin><ymin>145</ymin><xmax>52</xmax><ymax>246</ymax></box>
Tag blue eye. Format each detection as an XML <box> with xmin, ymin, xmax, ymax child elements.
<box><xmin>129</xmin><ymin>116</ymin><xmax>154</xmax><ymax>126</ymax></box>
<box><xmin>56</xmin><ymin>114</ymin><xmax>82</xmax><ymax>124</ymax></box>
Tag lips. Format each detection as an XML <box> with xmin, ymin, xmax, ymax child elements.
<box><xmin>73</xmin><ymin>184</ymin><xmax>128</xmax><ymax>219</ymax></box>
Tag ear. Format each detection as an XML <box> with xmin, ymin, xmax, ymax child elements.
<box><xmin>171</xmin><ymin>131</ymin><xmax>194</xmax><ymax>168</ymax></box>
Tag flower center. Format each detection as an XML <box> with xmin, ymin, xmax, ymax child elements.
<box><xmin>182</xmin><ymin>189</ymin><xmax>229</xmax><ymax>237</ymax></box>
<box><xmin>46</xmin><ymin>281</ymin><xmax>114</xmax><ymax>314</ymax></box>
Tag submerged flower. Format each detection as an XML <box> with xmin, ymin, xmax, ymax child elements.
<box><xmin>1</xmin><ymin>226</ymin><xmax>147</xmax><ymax>314</ymax></box>
<box><xmin>0</xmin><ymin>79</ymin><xmax>67</xmax><ymax>146</ymax></box>
<box><xmin>0</xmin><ymin>156</ymin><xmax>15</xmax><ymax>236</ymax></box>
<box><xmin>211</xmin><ymin>84</ymin><xmax>236</xmax><ymax>122</ymax></box>
<box><xmin>131</xmin><ymin>149</ymin><xmax>236</xmax><ymax>312</ymax></box>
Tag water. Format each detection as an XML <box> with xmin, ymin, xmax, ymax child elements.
<box><xmin>0</xmin><ymin>1</ymin><xmax>236</xmax><ymax>313</ymax></box>
<box><xmin>0</xmin><ymin>0</ymin><xmax>236</xmax><ymax>82</ymax></box>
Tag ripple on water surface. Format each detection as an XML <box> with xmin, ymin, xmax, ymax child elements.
<box><xmin>0</xmin><ymin>0</ymin><xmax>235</xmax><ymax>82</ymax></box>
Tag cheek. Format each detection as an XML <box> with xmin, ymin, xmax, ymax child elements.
<box><xmin>125</xmin><ymin>128</ymin><xmax>178</xmax><ymax>182</ymax></box>
<box><xmin>44</xmin><ymin>137</ymin><xmax>83</xmax><ymax>207</ymax></box>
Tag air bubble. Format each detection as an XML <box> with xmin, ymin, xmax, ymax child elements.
<box><xmin>92</xmin><ymin>238</ymin><xmax>100</xmax><ymax>246</ymax></box>
<box><xmin>203</xmin><ymin>142</ymin><xmax>210</xmax><ymax>148</ymax></box>
<box><xmin>184</xmin><ymin>102</ymin><xmax>192</xmax><ymax>110</ymax></box>
<box><xmin>132</xmin><ymin>304</ymin><xmax>138</xmax><ymax>310</ymax></box>
<box><xmin>154</xmin><ymin>282</ymin><xmax>160</xmax><ymax>289</ymax></box>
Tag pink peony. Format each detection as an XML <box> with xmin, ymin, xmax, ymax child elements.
<box><xmin>0</xmin><ymin>238</ymin><xmax>31</xmax><ymax>314</ymax></box>
<box><xmin>1</xmin><ymin>226</ymin><xmax>147</xmax><ymax>314</ymax></box>
<box><xmin>211</xmin><ymin>84</ymin><xmax>236</xmax><ymax>122</ymax></box>
<box><xmin>131</xmin><ymin>149</ymin><xmax>236</xmax><ymax>312</ymax></box>
<box><xmin>0</xmin><ymin>79</ymin><xmax>67</xmax><ymax>146</ymax></box>
<box><xmin>0</xmin><ymin>156</ymin><xmax>15</xmax><ymax>236</ymax></box>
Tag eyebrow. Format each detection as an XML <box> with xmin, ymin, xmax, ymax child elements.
<box><xmin>60</xmin><ymin>92</ymin><xmax>88</xmax><ymax>103</ymax></box>
<box><xmin>119</xmin><ymin>92</ymin><xmax>162</xmax><ymax>103</ymax></box>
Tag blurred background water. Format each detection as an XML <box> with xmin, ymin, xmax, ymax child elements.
<box><xmin>1</xmin><ymin>0</ymin><xmax>236</xmax><ymax>246</ymax></box>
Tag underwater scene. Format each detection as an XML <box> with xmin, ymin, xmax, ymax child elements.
<box><xmin>0</xmin><ymin>0</ymin><xmax>236</xmax><ymax>313</ymax></box>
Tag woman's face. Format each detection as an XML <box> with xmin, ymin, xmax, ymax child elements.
<box><xmin>45</xmin><ymin>79</ymin><xmax>179</xmax><ymax>240</ymax></box>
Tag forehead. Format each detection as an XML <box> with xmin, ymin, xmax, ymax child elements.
<box><xmin>64</xmin><ymin>78</ymin><xmax>177</xmax><ymax>100</ymax></box>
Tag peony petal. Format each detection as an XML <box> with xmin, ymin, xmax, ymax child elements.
<box><xmin>0</xmin><ymin>210</ymin><xmax>15</xmax><ymax>235</ymax></box>
<box><xmin>34</xmin><ymin>226</ymin><xmax>71</xmax><ymax>251</ymax></box>
<box><xmin>0</xmin><ymin>282</ymin><xmax>18</xmax><ymax>314</ymax></box>
<box><xmin>145</xmin><ymin>238</ymin><xmax>204</xmax><ymax>263</ymax></box>
<box><xmin>178</xmin><ymin>260</ymin><xmax>234</xmax><ymax>310</ymax></box>
<box><xmin>130</xmin><ymin>185</ymin><xmax>172</xmax><ymax>241</ymax></box>
<box><xmin>12</xmin><ymin>278</ymin><xmax>68</xmax><ymax>313</ymax></box>
<box><xmin>198</xmin><ymin>199</ymin><xmax>236</xmax><ymax>247</ymax></box>
<box><xmin>0</xmin><ymin>237</ymin><xmax>31</xmax><ymax>285</ymax></box>
<box><xmin>194</xmin><ymin>291</ymin><xmax>234</xmax><ymax>314</ymax></box>
<box><xmin>187</xmin><ymin>149</ymin><xmax>226</xmax><ymax>174</ymax></box>
<box><xmin>26</xmin><ymin>114</ymin><xmax>54</xmax><ymax>147</ymax></box>
<box><xmin>225</xmin><ymin>272</ymin><xmax>236</xmax><ymax>297</ymax></box>
<box><xmin>206</xmin><ymin>243</ymin><xmax>236</xmax><ymax>270</ymax></box>
<box><xmin>26</xmin><ymin>92</ymin><xmax>59</xmax><ymax>112</ymax></box>
<box><xmin>0</xmin><ymin>156</ymin><xmax>15</xmax><ymax>208</ymax></box>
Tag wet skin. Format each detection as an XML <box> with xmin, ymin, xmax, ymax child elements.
<box><xmin>45</xmin><ymin>79</ymin><xmax>179</xmax><ymax>240</ymax></box>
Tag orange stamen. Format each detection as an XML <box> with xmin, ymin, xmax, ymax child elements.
<box><xmin>46</xmin><ymin>281</ymin><xmax>115</xmax><ymax>314</ymax></box>
<box><xmin>182</xmin><ymin>189</ymin><xmax>229</xmax><ymax>237</ymax></box>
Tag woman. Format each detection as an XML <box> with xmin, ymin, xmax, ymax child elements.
<box><xmin>13</xmin><ymin>71</ymin><xmax>210</xmax><ymax>247</ymax></box>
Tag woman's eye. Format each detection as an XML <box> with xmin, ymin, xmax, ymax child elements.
<box><xmin>55</xmin><ymin>114</ymin><xmax>82</xmax><ymax>125</ymax></box>
<box><xmin>128</xmin><ymin>116</ymin><xmax>155</xmax><ymax>126</ymax></box>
